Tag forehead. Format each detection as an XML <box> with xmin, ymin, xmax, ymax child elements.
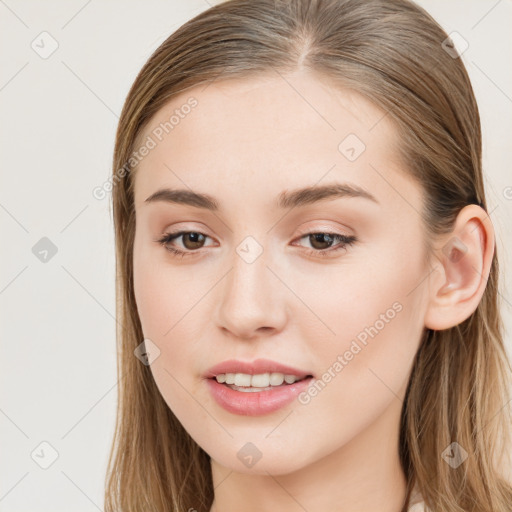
<box><xmin>131</xmin><ymin>69</ymin><xmax>410</xmax><ymax>208</ymax></box>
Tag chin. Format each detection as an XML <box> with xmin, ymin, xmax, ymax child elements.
<box><xmin>208</xmin><ymin>442</ymin><xmax>314</xmax><ymax>476</ymax></box>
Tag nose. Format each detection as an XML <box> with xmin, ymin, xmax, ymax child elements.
<box><xmin>213</xmin><ymin>246</ymin><xmax>288</xmax><ymax>340</ymax></box>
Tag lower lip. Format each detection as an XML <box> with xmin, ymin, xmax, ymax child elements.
<box><xmin>205</xmin><ymin>377</ymin><xmax>313</xmax><ymax>416</ymax></box>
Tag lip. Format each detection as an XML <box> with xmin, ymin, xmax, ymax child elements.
<box><xmin>203</xmin><ymin>358</ymin><xmax>313</xmax><ymax>379</ymax></box>
<box><xmin>206</xmin><ymin>376</ymin><xmax>314</xmax><ymax>416</ymax></box>
<box><xmin>203</xmin><ymin>358</ymin><xmax>314</xmax><ymax>416</ymax></box>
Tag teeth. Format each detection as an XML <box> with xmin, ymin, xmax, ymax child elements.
<box><xmin>216</xmin><ymin>373</ymin><xmax>227</xmax><ymax>383</ymax></box>
<box><xmin>251</xmin><ymin>373</ymin><xmax>270</xmax><ymax>387</ymax></box>
<box><xmin>269</xmin><ymin>373</ymin><xmax>284</xmax><ymax>386</ymax></box>
<box><xmin>234</xmin><ymin>373</ymin><xmax>251</xmax><ymax>386</ymax></box>
<box><xmin>215</xmin><ymin>372</ymin><xmax>303</xmax><ymax>388</ymax></box>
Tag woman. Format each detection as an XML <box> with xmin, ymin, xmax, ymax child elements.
<box><xmin>104</xmin><ymin>0</ymin><xmax>512</xmax><ymax>510</ymax></box>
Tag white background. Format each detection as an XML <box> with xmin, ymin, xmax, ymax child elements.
<box><xmin>1</xmin><ymin>1</ymin><xmax>511</xmax><ymax>510</ymax></box>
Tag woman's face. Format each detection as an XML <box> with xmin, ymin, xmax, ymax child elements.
<box><xmin>132</xmin><ymin>70</ymin><xmax>430</xmax><ymax>474</ymax></box>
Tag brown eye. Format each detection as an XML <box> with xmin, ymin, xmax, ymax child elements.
<box><xmin>293</xmin><ymin>231</ymin><xmax>357</xmax><ymax>258</ymax></box>
<box><xmin>156</xmin><ymin>231</ymin><xmax>212</xmax><ymax>257</ymax></box>
<box><xmin>180</xmin><ymin>232</ymin><xmax>206</xmax><ymax>250</ymax></box>
<box><xmin>308</xmin><ymin>233</ymin><xmax>336</xmax><ymax>250</ymax></box>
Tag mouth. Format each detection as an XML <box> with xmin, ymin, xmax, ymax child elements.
<box><xmin>210</xmin><ymin>372</ymin><xmax>314</xmax><ymax>392</ymax></box>
<box><xmin>203</xmin><ymin>359</ymin><xmax>315</xmax><ymax>414</ymax></box>
<box><xmin>206</xmin><ymin>373</ymin><xmax>315</xmax><ymax>416</ymax></box>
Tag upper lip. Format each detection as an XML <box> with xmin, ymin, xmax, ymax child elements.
<box><xmin>204</xmin><ymin>358</ymin><xmax>313</xmax><ymax>379</ymax></box>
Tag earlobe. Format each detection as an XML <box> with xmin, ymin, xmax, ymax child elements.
<box><xmin>424</xmin><ymin>205</ymin><xmax>495</xmax><ymax>331</ymax></box>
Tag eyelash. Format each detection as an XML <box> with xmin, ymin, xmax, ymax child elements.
<box><xmin>155</xmin><ymin>230</ymin><xmax>357</xmax><ymax>259</ymax></box>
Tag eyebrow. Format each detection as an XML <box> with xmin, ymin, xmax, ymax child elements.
<box><xmin>144</xmin><ymin>182</ymin><xmax>378</xmax><ymax>210</ymax></box>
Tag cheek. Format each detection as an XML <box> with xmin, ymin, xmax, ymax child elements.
<box><xmin>286</xmin><ymin>238</ymin><xmax>425</xmax><ymax>349</ymax></box>
<box><xmin>133</xmin><ymin>243</ymin><xmax>208</xmax><ymax>343</ymax></box>
<box><xmin>132</xmin><ymin>247</ymin><xmax>215</xmax><ymax>415</ymax></box>
<box><xmin>290</xmin><ymin>240</ymin><xmax>427</xmax><ymax>411</ymax></box>
<box><xmin>133</xmin><ymin>266</ymin><xmax>194</xmax><ymax>424</ymax></box>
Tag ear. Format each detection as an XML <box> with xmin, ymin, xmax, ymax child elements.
<box><xmin>424</xmin><ymin>204</ymin><xmax>495</xmax><ymax>330</ymax></box>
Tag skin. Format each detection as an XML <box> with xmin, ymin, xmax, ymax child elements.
<box><xmin>131</xmin><ymin>69</ymin><xmax>494</xmax><ymax>512</ymax></box>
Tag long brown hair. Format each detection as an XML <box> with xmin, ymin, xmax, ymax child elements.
<box><xmin>105</xmin><ymin>0</ymin><xmax>512</xmax><ymax>510</ymax></box>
